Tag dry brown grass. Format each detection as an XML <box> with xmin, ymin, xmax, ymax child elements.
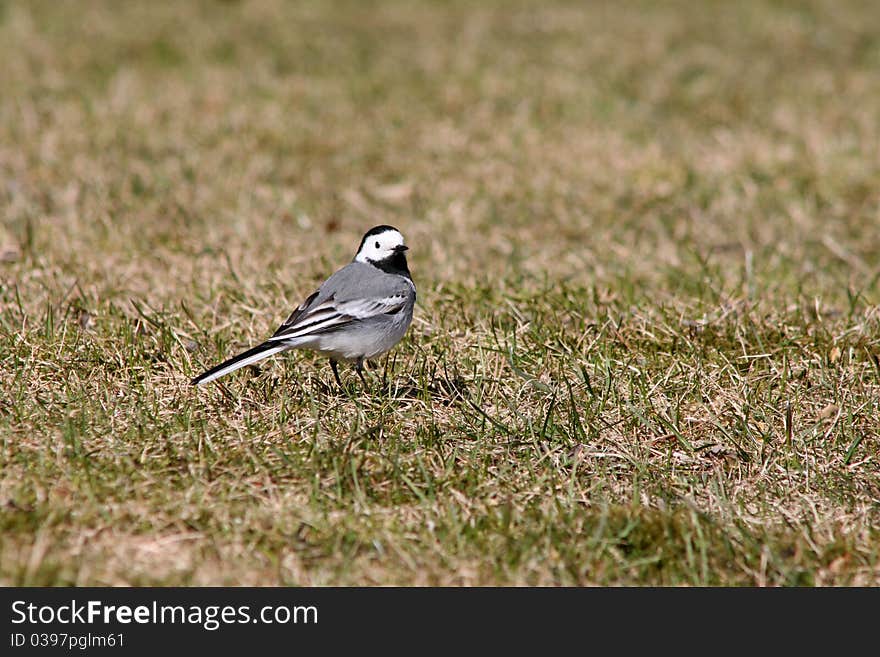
<box><xmin>1</xmin><ymin>0</ymin><xmax>879</xmax><ymax>585</ymax></box>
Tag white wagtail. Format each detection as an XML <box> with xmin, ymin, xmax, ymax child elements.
<box><xmin>191</xmin><ymin>225</ymin><xmax>416</xmax><ymax>387</ymax></box>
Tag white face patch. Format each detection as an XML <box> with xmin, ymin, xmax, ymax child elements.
<box><xmin>355</xmin><ymin>229</ymin><xmax>406</xmax><ymax>263</ymax></box>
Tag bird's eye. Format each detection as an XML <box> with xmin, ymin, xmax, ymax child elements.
<box><xmin>375</xmin><ymin>241</ymin><xmax>380</xmax><ymax>248</ymax></box>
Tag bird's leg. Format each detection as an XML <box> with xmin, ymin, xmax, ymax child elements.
<box><xmin>355</xmin><ymin>358</ymin><xmax>368</xmax><ymax>388</ymax></box>
<box><xmin>330</xmin><ymin>359</ymin><xmax>343</xmax><ymax>388</ymax></box>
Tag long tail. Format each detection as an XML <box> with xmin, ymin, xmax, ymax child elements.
<box><xmin>191</xmin><ymin>342</ymin><xmax>288</xmax><ymax>385</ymax></box>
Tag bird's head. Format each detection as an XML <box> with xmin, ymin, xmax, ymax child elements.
<box><xmin>355</xmin><ymin>225</ymin><xmax>409</xmax><ymax>272</ymax></box>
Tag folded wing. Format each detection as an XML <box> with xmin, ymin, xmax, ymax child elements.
<box><xmin>268</xmin><ymin>293</ymin><xmax>408</xmax><ymax>342</ymax></box>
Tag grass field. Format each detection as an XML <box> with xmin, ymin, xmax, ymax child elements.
<box><xmin>1</xmin><ymin>0</ymin><xmax>879</xmax><ymax>586</ymax></box>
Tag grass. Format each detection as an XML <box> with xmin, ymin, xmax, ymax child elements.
<box><xmin>1</xmin><ymin>0</ymin><xmax>879</xmax><ymax>585</ymax></box>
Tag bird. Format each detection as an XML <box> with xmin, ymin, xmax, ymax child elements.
<box><xmin>191</xmin><ymin>225</ymin><xmax>416</xmax><ymax>387</ymax></box>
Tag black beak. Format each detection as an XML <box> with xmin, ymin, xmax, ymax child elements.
<box><xmin>394</xmin><ymin>245</ymin><xmax>409</xmax><ymax>253</ymax></box>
